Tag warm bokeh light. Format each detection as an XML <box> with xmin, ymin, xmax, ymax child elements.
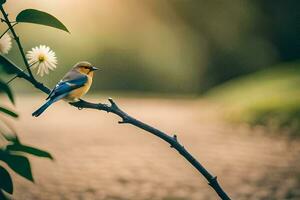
<box><xmin>4</xmin><ymin>0</ymin><xmax>294</xmax><ymax>94</ymax></box>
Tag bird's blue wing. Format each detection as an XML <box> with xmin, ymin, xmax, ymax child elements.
<box><xmin>46</xmin><ymin>75</ymin><xmax>87</xmax><ymax>100</ymax></box>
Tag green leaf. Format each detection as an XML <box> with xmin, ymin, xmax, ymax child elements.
<box><xmin>0</xmin><ymin>166</ymin><xmax>13</xmax><ymax>194</ymax></box>
<box><xmin>0</xmin><ymin>80</ymin><xmax>14</xmax><ymax>104</ymax></box>
<box><xmin>0</xmin><ymin>55</ymin><xmax>20</xmax><ymax>75</ymax></box>
<box><xmin>0</xmin><ymin>151</ymin><xmax>34</xmax><ymax>182</ymax></box>
<box><xmin>16</xmin><ymin>9</ymin><xmax>69</xmax><ymax>33</ymax></box>
<box><xmin>7</xmin><ymin>144</ymin><xmax>53</xmax><ymax>160</ymax></box>
<box><xmin>0</xmin><ymin>107</ymin><xmax>18</xmax><ymax>118</ymax></box>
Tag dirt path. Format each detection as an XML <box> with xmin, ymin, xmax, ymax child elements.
<box><xmin>9</xmin><ymin>96</ymin><xmax>300</xmax><ymax>200</ymax></box>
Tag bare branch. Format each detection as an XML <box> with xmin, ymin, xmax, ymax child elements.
<box><xmin>1</xmin><ymin>54</ymin><xmax>231</xmax><ymax>200</ymax></box>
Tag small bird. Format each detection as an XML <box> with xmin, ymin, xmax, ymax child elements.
<box><xmin>32</xmin><ymin>61</ymin><xmax>98</xmax><ymax>117</ymax></box>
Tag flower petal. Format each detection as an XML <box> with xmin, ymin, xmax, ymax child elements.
<box><xmin>0</xmin><ymin>33</ymin><xmax>12</xmax><ymax>54</ymax></box>
<box><xmin>26</xmin><ymin>45</ymin><xmax>57</xmax><ymax>76</ymax></box>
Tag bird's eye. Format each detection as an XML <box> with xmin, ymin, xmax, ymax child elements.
<box><xmin>84</xmin><ymin>66</ymin><xmax>89</xmax><ymax>69</ymax></box>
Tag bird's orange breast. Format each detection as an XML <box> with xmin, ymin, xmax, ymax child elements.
<box><xmin>66</xmin><ymin>75</ymin><xmax>93</xmax><ymax>101</ymax></box>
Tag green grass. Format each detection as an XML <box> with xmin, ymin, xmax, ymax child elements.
<box><xmin>205</xmin><ymin>61</ymin><xmax>300</xmax><ymax>136</ymax></box>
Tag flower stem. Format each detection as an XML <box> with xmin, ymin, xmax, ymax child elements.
<box><xmin>0</xmin><ymin>5</ymin><xmax>35</xmax><ymax>81</ymax></box>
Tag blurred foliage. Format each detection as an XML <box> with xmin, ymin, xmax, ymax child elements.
<box><xmin>0</xmin><ymin>80</ymin><xmax>14</xmax><ymax>104</ymax></box>
<box><xmin>1</xmin><ymin>0</ymin><xmax>298</xmax><ymax>94</ymax></box>
<box><xmin>0</xmin><ymin>81</ymin><xmax>53</xmax><ymax>199</ymax></box>
<box><xmin>0</xmin><ymin>57</ymin><xmax>52</xmax><ymax>199</ymax></box>
<box><xmin>206</xmin><ymin>61</ymin><xmax>300</xmax><ymax>136</ymax></box>
<box><xmin>0</xmin><ymin>79</ymin><xmax>17</xmax><ymax>118</ymax></box>
<box><xmin>0</xmin><ymin>130</ymin><xmax>53</xmax><ymax>199</ymax></box>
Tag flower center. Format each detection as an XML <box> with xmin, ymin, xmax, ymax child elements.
<box><xmin>38</xmin><ymin>54</ymin><xmax>46</xmax><ymax>62</ymax></box>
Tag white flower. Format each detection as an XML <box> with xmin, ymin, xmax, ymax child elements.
<box><xmin>0</xmin><ymin>33</ymin><xmax>12</xmax><ymax>54</ymax></box>
<box><xmin>26</xmin><ymin>45</ymin><xmax>57</xmax><ymax>76</ymax></box>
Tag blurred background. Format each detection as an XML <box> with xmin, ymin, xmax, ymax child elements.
<box><xmin>0</xmin><ymin>0</ymin><xmax>300</xmax><ymax>199</ymax></box>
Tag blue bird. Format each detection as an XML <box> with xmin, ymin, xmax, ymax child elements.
<box><xmin>32</xmin><ymin>61</ymin><xmax>98</xmax><ymax>117</ymax></box>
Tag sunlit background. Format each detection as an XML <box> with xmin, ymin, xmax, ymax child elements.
<box><xmin>5</xmin><ymin>0</ymin><xmax>299</xmax><ymax>93</ymax></box>
<box><xmin>0</xmin><ymin>0</ymin><xmax>299</xmax><ymax>200</ymax></box>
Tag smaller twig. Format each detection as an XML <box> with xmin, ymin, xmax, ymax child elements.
<box><xmin>6</xmin><ymin>61</ymin><xmax>37</xmax><ymax>85</ymax></box>
<box><xmin>0</xmin><ymin>18</ymin><xmax>15</xmax><ymax>24</ymax></box>
<box><xmin>0</xmin><ymin>22</ymin><xmax>17</xmax><ymax>39</ymax></box>
<box><xmin>6</xmin><ymin>75</ymin><xmax>18</xmax><ymax>84</ymax></box>
<box><xmin>108</xmin><ymin>97</ymin><xmax>118</xmax><ymax>109</ymax></box>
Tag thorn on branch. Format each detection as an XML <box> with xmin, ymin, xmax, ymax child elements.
<box><xmin>108</xmin><ymin>97</ymin><xmax>117</xmax><ymax>109</ymax></box>
<box><xmin>173</xmin><ymin>134</ymin><xmax>178</xmax><ymax>141</ymax></box>
<box><xmin>118</xmin><ymin>116</ymin><xmax>129</xmax><ymax>124</ymax></box>
<box><xmin>170</xmin><ymin>134</ymin><xmax>178</xmax><ymax>148</ymax></box>
<box><xmin>208</xmin><ymin>176</ymin><xmax>218</xmax><ymax>187</ymax></box>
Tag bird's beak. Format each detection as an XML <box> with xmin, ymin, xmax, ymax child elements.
<box><xmin>91</xmin><ymin>66</ymin><xmax>99</xmax><ymax>71</ymax></box>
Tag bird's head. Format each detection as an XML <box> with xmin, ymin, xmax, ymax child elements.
<box><xmin>73</xmin><ymin>61</ymin><xmax>98</xmax><ymax>75</ymax></box>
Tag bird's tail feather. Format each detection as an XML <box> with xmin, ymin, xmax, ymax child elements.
<box><xmin>32</xmin><ymin>100</ymin><xmax>53</xmax><ymax>117</ymax></box>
